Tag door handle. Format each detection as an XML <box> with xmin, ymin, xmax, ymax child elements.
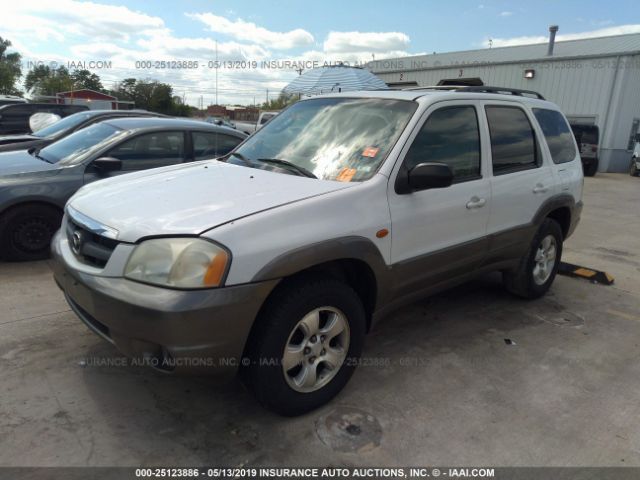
<box><xmin>466</xmin><ymin>196</ymin><xmax>486</xmax><ymax>209</ymax></box>
<box><xmin>533</xmin><ymin>184</ymin><xmax>548</xmax><ymax>194</ymax></box>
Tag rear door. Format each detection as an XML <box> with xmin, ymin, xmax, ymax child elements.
<box><xmin>388</xmin><ymin>100</ymin><xmax>491</xmax><ymax>297</ymax></box>
<box><xmin>482</xmin><ymin>101</ymin><xmax>556</xmax><ymax>252</ymax></box>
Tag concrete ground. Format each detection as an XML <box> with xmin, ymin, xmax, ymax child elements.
<box><xmin>0</xmin><ymin>173</ymin><xmax>639</xmax><ymax>467</ymax></box>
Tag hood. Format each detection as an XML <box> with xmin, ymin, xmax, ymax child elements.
<box><xmin>0</xmin><ymin>134</ymin><xmax>38</xmax><ymax>146</ymax></box>
<box><xmin>0</xmin><ymin>138</ymin><xmax>48</xmax><ymax>153</ymax></box>
<box><xmin>69</xmin><ymin>160</ymin><xmax>355</xmax><ymax>242</ymax></box>
<box><xmin>0</xmin><ymin>150</ymin><xmax>57</xmax><ymax>176</ymax></box>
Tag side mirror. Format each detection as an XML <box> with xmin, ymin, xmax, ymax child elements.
<box><xmin>407</xmin><ymin>163</ymin><xmax>454</xmax><ymax>191</ymax></box>
<box><xmin>93</xmin><ymin>157</ymin><xmax>122</xmax><ymax>173</ymax></box>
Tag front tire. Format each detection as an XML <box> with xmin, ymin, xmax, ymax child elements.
<box><xmin>630</xmin><ymin>159</ymin><xmax>639</xmax><ymax>177</ymax></box>
<box><xmin>241</xmin><ymin>275</ymin><xmax>366</xmax><ymax>416</ymax></box>
<box><xmin>0</xmin><ymin>204</ymin><xmax>62</xmax><ymax>261</ymax></box>
<box><xmin>503</xmin><ymin>218</ymin><xmax>563</xmax><ymax>299</ymax></box>
<box><xmin>583</xmin><ymin>159</ymin><xmax>598</xmax><ymax>177</ymax></box>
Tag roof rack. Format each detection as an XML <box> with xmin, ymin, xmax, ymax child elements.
<box><xmin>403</xmin><ymin>85</ymin><xmax>546</xmax><ymax>100</ymax></box>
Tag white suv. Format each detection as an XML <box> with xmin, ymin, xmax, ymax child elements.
<box><xmin>52</xmin><ymin>87</ymin><xmax>583</xmax><ymax>416</ymax></box>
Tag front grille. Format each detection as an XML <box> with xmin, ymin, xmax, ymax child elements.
<box><xmin>66</xmin><ymin>218</ymin><xmax>119</xmax><ymax>268</ymax></box>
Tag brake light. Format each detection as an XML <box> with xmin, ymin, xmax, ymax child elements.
<box><xmin>591</xmin><ymin>146</ymin><xmax>597</xmax><ymax>152</ymax></box>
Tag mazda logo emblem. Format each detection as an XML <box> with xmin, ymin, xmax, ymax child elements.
<box><xmin>71</xmin><ymin>230</ymin><xmax>84</xmax><ymax>255</ymax></box>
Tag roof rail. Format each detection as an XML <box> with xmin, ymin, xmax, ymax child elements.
<box><xmin>403</xmin><ymin>85</ymin><xmax>546</xmax><ymax>100</ymax></box>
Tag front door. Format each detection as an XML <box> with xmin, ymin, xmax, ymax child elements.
<box><xmin>388</xmin><ymin>101</ymin><xmax>491</xmax><ymax>298</ymax></box>
<box><xmin>84</xmin><ymin>130</ymin><xmax>187</xmax><ymax>183</ymax></box>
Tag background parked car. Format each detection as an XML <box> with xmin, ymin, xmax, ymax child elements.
<box><xmin>235</xmin><ymin>111</ymin><xmax>279</xmax><ymax>135</ymax></box>
<box><xmin>630</xmin><ymin>133</ymin><xmax>640</xmax><ymax>176</ymax></box>
<box><xmin>0</xmin><ymin>95</ymin><xmax>28</xmax><ymax>107</ymax></box>
<box><xmin>0</xmin><ymin>118</ymin><xmax>247</xmax><ymax>261</ymax></box>
<box><xmin>0</xmin><ymin>109</ymin><xmax>166</xmax><ymax>153</ymax></box>
<box><xmin>0</xmin><ymin>103</ymin><xmax>89</xmax><ymax>135</ymax></box>
<box><xmin>205</xmin><ymin>116</ymin><xmax>236</xmax><ymax>129</ymax></box>
<box><xmin>570</xmin><ymin>123</ymin><xmax>600</xmax><ymax>176</ymax></box>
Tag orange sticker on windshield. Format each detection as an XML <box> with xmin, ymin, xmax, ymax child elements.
<box><xmin>336</xmin><ymin>168</ymin><xmax>357</xmax><ymax>182</ymax></box>
<box><xmin>362</xmin><ymin>147</ymin><xmax>380</xmax><ymax>158</ymax></box>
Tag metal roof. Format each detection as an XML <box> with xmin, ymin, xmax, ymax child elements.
<box><xmin>369</xmin><ymin>33</ymin><xmax>640</xmax><ymax>73</ymax></box>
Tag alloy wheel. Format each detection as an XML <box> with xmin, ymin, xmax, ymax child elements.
<box><xmin>282</xmin><ymin>307</ymin><xmax>350</xmax><ymax>393</ymax></box>
<box><xmin>532</xmin><ymin>234</ymin><xmax>557</xmax><ymax>285</ymax></box>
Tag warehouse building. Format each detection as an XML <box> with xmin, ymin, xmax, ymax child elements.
<box><xmin>370</xmin><ymin>28</ymin><xmax>640</xmax><ymax>172</ymax></box>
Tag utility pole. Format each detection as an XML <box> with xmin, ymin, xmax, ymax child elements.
<box><xmin>266</xmin><ymin>88</ymin><xmax>269</xmax><ymax>105</ymax></box>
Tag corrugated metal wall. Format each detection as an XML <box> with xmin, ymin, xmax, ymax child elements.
<box><xmin>375</xmin><ymin>55</ymin><xmax>640</xmax><ymax>172</ymax></box>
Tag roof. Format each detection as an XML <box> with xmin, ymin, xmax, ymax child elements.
<box><xmin>57</xmin><ymin>89</ymin><xmax>116</xmax><ymax>99</ymax></box>
<box><xmin>307</xmin><ymin>88</ymin><xmax>557</xmax><ymax>108</ymax></box>
<box><xmin>100</xmin><ymin>117</ymin><xmax>247</xmax><ymax>137</ymax></box>
<box><xmin>370</xmin><ymin>32</ymin><xmax>640</xmax><ymax>73</ymax></box>
<box><xmin>69</xmin><ymin>109</ymin><xmax>158</xmax><ymax>117</ymax></box>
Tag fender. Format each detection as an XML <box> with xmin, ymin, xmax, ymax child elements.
<box><xmin>252</xmin><ymin>236</ymin><xmax>393</xmax><ymax>307</ymax></box>
<box><xmin>532</xmin><ymin>193</ymin><xmax>577</xmax><ymax>227</ymax></box>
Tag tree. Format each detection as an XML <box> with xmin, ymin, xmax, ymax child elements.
<box><xmin>0</xmin><ymin>37</ymin><xmax>22</xmax><ymax>95</ymax></box>
<box><xmin>70</xmin><ymin>69</ymin><xmax>104</xmax><ymax>92</ymax></box>
<box><xmin>110</xmin><ymin>78</ymin><xmax>191</xmax><ymax>115</ymax></box>
<box><xmin>24</xmin><ymin>65</ymin><xmax>74</xmax><ymax>96</ymax></box>
<box><xmin>260</xmin><ymin>92</ymin><xmax>297</xmax><ymax>111</ymax></box>
<box><xmin>111</xmin><ymin>78</ymin><xmax>137</xmax><ymax>101</ymax></box>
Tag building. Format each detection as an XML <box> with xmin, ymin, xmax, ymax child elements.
<box><xmin>370</xmin><ymin>29</ymin><xmax>640</xmax><ymax>172</ymax></box>
<box><xmin>55</xmin><ymin>89</ymin><xmax>134</xmax><ymax>110</ymax></box>
<box><xmin>206</xmin><ymin>105</ymin><xmax>259</xmax><ymax>122</ymax></box>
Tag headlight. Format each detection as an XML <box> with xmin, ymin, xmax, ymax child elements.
<box><xmin>124</xmin><ymin>238</ymin><xmax>230</xmax><ymax>289</ymax></box>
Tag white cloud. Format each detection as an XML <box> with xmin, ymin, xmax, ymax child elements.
<box><xmin>3</xmin><ymin>0</ymin><xmax>165</xmax><ymax>42</ymax></box>
<box><xmin>499</xmin><ymin>11</ymin><xmax>513</xmax><ymax>17</ymax></box>
<box><xmin>482</xmin><ymin>24</ymin><xmax>640</xmax><ymax>47</ymax></box>
<box><xmin>5</xmin><ymin>3</ymin><xmax>417</xmax><ymax>106</ymax></box>
<box><xmin>186</xmin><ymin>12</ymin><xmax>314</xmax><ymax>50</ymax></box>
<box><xmin>137</xmin><ymin>33</ymin><xmax>269</xmax><ymax>60</ymax></box>
<box><xmin>324</xmin><ymin>31</ymin><xmax>410</xmax><ymax>53</ymax></box>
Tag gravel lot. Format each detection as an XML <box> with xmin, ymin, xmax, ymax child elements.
<box><xmin>1</xmin><ymin>173</ymin><xmax>639</xmax><ymax>467</ymax></box>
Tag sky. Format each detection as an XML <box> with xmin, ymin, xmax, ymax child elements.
<box><xmin>3</xmin><ymin>0</ymin><xmax>639</xmax><ymax>106</ymax></box>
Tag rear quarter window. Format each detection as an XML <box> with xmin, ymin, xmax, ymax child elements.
<box><xmin>533</xmin><ymin>108</ymin><xmax>577</xmax><ymax>164</ymax></box>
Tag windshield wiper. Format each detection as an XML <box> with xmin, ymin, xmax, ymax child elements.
<box><xmin>28</xmin><ymin>148</ymin><xmax>52</xmax><ymax>164</ymax></box>
<box><xmin>256</xmin><ymin>158</ymin><xmax>317</xmax><ymax>178</ymax></box>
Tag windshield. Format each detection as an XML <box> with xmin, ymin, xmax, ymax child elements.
<box><xmin>38</xmin><ymin>122</ymin><xmax>127</xmax><ymax>165</ymax></box>
<box><xmin>32</xmin><ymin>111</ymin><xmax>95</xmax><ymax>139</ymax></box>
<box><xmin>234</xmin><ymin>97</ymin><xmax>417</xmax><ymax>182</ymax></box>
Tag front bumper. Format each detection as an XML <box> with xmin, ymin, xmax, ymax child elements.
<box><xmin>52</xmin><ymin>230</ymin><xmax>279</xmax><ymax>378</ymax></box>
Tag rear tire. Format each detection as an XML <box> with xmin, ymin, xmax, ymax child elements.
<box><xmin>630</xmin><ymin>159</ymin><xmax>639</xmax><ymax>177</ymax></box>
<box><xmin>241</xmin><ymin>275</ymin><xmax>366</xmax><ymax>416</ymax></box>
<box><xmin>583</xmin><ymin>159</ymin><xmax>598</xmax><ymax>177</ymax></box>
<box><xmin>503</xmin><ymin>218</ymin><xmax>563</xmax><ymax>299</ymax></box>
<box><xmin>0</xmin><ymin>204</ymin><xmax>62</xmax><ymax>261</ymax></box>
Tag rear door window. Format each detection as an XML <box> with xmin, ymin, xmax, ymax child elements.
<box><xmin>533</xmin><ymin>108</ymin><xmax>577</xmax><ymax>164</ymax></box>
<box><xmin>486</xmin><ymin>106</ymin><xmax>538</xmax><ymax>175</ymax></box>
